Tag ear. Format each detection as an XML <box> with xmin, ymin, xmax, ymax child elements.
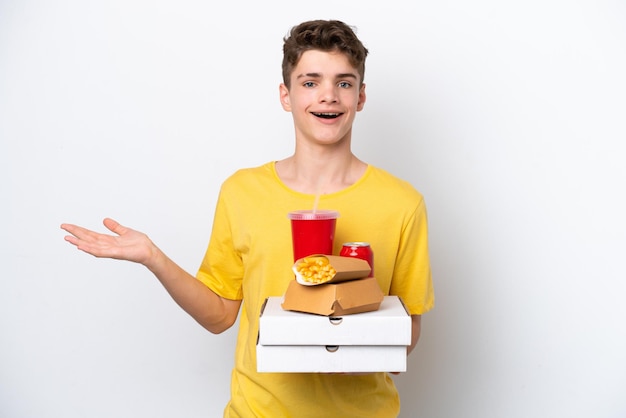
<box><xmin>279</xmin><ymin>83</ymin><xmax>291</xmax><ymax>111</ymax></box>
<box><xmin>356</xmin><ymin>83</ymin><xmax>366</xmax><ymax>112</ymax></box>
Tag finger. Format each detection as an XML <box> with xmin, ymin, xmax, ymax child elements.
<box><xmin>63</xmin><ymin>234</ymin><xmax>80</xmax><ymax>247</ymax></box>
<box><xmin>68</xmin><ymin>231</ymin><xmax>119</xmax><ymax>258</ymax></box>
<box><xmin>60</xmin><ymin>223</ymin><xmax>76</xmax><ymax>233</ymax></box>
<box><xmin>60</xmin><ymin>223</ymin><xmax>101</xmax><ymax>241</ymax></box>
<box><xmin>61</xmin><ymin>230</ymin><xmax>107</xmax><ymax>257</ymax></box>
<box><xmin>61</xmin><ymin>221</ymin><xmax>128</xmax><ymax>259</ymax></box>
<box><xmin>103</xmin><ymin>218</ymin><xmax>127</xmax><ymax>236</ymax></box>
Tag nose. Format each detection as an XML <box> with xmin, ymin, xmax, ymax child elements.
<box><xmin>319</xmin><ymin>83</ymin><xmax>338</xmax><ymax>103</ymax></box>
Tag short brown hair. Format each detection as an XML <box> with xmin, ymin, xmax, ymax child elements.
<box><xmin>281</xmin><ymin>20</ymin><xmax>369</xmax><ymax>89</ymax></box>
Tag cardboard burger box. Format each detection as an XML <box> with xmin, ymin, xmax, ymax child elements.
<box><xmin>282</xmin><ymin>277</ymin><xmax>384</xmax><ymax>316</ymax></box>
<box><xmin>283</xmin><ymin>255</ymin><xmax>382</xmax><ymax>316</ymax></box>
<box><xmin>257</xmin><ymin>296</ymin><xmax>412</xmax><ymax>373</ymax></box>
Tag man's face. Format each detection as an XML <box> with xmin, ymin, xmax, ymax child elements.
<box><xmin>280</xmin><ymin>50</ymin><xmax>366</xmax><ymax>147</ymax></box>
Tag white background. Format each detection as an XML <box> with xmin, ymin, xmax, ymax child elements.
<box><xmin>1</xmin><ymin>1</ymin><xmax>625</xmax><ymax>417</ymax></box>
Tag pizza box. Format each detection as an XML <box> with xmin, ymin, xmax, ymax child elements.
<box><xmin>256</xmin><ymin>344</ymin><xmax>408</xmax><ymax>373</ymax></box>
<box><xmin>259</xmin><ymin>295</ymin><xmax>411</xmax><ymax>346</ymax></box>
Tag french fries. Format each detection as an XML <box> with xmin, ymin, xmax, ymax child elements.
<box><xmin>295</xmin><ymin>256</ymin><xmax>337</xmax><ymax>284</ymax></box>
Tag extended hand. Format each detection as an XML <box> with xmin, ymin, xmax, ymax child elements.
<box><xmin>61</xmin><ymin>218</ymin><xmax>156</xmax><ymax>266</ymax></box>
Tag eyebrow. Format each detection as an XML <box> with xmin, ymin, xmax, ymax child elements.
<box><xmin>296</xmin><ymin>72</ymin><xmax>358</xmax><ymax>80</ymax></box>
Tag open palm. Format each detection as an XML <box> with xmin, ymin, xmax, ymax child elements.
<box><xmin>61</xmin><ymin>218</ymin><xmax>155</xmax><ymax>266</ymax></box>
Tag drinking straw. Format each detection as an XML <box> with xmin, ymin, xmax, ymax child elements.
<box><xmin>312</xmin><ymin>184</ymin><xmax>322</xmax><ymax>214</ymax></box>
<box><xmin>312</xmin><ymin>191</ymin><xmax>321</xmax><ymax>214</ymax></box>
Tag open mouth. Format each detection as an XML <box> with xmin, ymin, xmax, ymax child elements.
<box><xmin>312</xmin><ymin>112</ymin><xmax>341</xmax><ymax>119</ymax></box>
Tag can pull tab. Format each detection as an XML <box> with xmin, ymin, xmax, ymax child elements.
<box><xmin>329</xmin><ymin>317</ymin><xmax>343</xmax><ymax>325</ymax></box>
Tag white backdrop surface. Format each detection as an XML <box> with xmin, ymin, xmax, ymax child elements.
<box><xmin>1</xmin><ymin>1</ymin><xmax>625</xmax><ymax>417</ymax></box>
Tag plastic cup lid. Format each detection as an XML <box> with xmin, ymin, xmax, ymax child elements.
<box><xmin>287</xmin><ymin>210</ymin><xmax>340</xmax><ymax>220</ymax></box>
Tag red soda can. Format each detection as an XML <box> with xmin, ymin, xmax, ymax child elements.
<box><xmin>340</xmin><ymin>242</ymin><xmax>374</xmax><ymax>277</ymax></box>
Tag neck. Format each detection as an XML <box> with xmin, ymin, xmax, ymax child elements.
<box><xmin>275</xmin><ymin>151</ymin><xmax>367</xmax><ymax>195</ymax></box>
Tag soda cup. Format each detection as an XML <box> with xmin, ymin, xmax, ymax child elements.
<box><xmin>340</xmin><ymin>242</ymin><xmax>374</xmax><ymax>277</ymax></box>
<box><xmin>288</xmin><ymin>210</ymin><xmax>339</xmax><ymax>261</ymax></box>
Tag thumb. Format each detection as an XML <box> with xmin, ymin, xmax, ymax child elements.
<box><xmin>102</xmin><ymin>218</ymin><xmax>126</xmax><ymax>235</ymax></box>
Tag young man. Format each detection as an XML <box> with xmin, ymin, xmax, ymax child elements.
<box><xmin>62</xmin><ymin>20</ymin><xmax>434</xmax><ymax>417</ymax></box>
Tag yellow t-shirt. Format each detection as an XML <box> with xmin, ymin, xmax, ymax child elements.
<box><xmin>197</xmin><ymin>162</ymin><xmax>434</xmax><ymax>418</ymax></box>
